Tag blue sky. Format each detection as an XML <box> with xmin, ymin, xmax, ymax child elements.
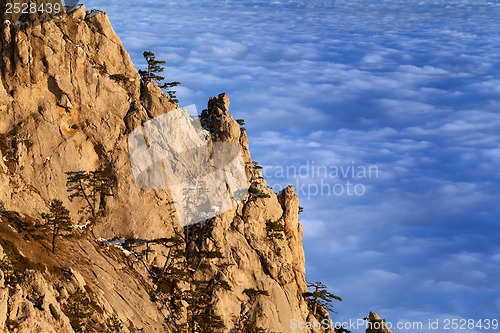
<box><xmin>81</xmin><ymin>0</ymin><xmax>500</xmax><ymax>331</ymax></box>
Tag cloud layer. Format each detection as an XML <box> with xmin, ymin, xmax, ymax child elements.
<box><xmin>81</xmin><ymin>0</ymin><xmax>500</xmax><ymax>331</ymax></box>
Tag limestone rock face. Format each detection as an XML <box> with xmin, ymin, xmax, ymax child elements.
<box><xmin>366</xmin><ymin>312</ymin><xmax>393</xmax><ymax>333</ymax></box>
<box><xmin>0</xmin><ymin>5</ymin><xmax>328</xmax><ymax>332</ymax></box>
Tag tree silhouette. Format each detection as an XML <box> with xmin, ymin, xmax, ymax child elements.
<box><xmin>66</xmin><ymin>170</ymin><xmax>114</xmax><ymax>219</ymax></box>
<box><xmin>303</xmin><ymin>281</ymin><xmax>342</xmax><ymax>316</ymax></box>
<box><xmin>139</xmin><ymin>51</ymin><xmax>181</xmax><ymax>103</ymax></box>
<box><xmin>135</xmin><ymin>222</ymin><xmax>229</xmax><ymax>332</ymax></box>
<box><xmin>139</xmin><ymin>51</ymin><xmax>166</xmax><ymax>82</ymax></box>
<box><xmin>41</xmin><ymin>199</ymin><xmax>73</xmax><ymax>253</ymax></box>
<box><xmin>63</xmin><ymin>289</ymin><xmax>93</xmax><ymax>332</ymax></box>
<box><xmin>185</xmin><ymin>281</ymin><xmax>226</xmax><ymax>333</ymax></box>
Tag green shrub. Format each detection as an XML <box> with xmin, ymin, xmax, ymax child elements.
<box><xmin>236</xmin><ymin>289</ymin><xmax>269</xmax><ymax>332</ymax></box>
<box><xmin>96</xmin><ymin>63</ymin><xmax>108</xmax><ymax>75</ymax></box>
<box><xmin>252</xmin><ymin>161</ymin><xmax>263</xmax><ymax>170</ymax></box>
<box><xmin>243</xmin><ymin>288</ymin><xmax>269</xmax><ymax>299</ymax></box>
<box><xmin>5</xmin><ymin>319</ymin><xmax>19</xmax><ymax>330</ymax></box>
<box><xmin>236</xmin><ymin>119</ymin><xmax>246</xmax><ymax>130</ymax></box>
<box><xmin>106</xmin><ymin>314</ymin><xmax>123</xmax><ymax>333</ymax></box>
<box><xmin>265</xmin><ymin>220</ymin><xmax>285</xmax><ymax>240</ymax></box>
<box><xmin>0</xmin><ymin>238</ymin><xmax>41</xmax><ymax>287</ymax></box>
<box><xmin>63</xmin><ymin>289</ymin><xmax>93</xmax><ymax>332</ymax></box>
<box><xmin>109</xmin><ymin>74</ymin><xmax>129</xmax><ymax>83</ymax></box>
<box><xmin>248</xmin><ymin>187</ymin><xmax>270</xmax><ymax>199</ymax></box>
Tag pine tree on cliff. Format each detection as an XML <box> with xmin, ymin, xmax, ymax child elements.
<box><xmin>66</xmin><ymin>170</ymin><xmax>115</xmax><ymax>220</ymax></box>
<box><xmin>303</xmin><ymin>281</ymin><xmax>342</xmax><ymax>316</ymax></box>
<box><xmin>41</xmin><ymin>199</ymin><xmax>73</xmax><ymax>253</ymax></box>
<box><xmin>139</xmin><ymin>51</ymin><xmax>181</xmax><ymax>103</ymax></box>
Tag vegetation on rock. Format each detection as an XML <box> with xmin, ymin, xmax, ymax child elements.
<box><xmin>139</xmin><ymin>51</ymin><xmax>181</xmax><ymax>103</ymax></box>
<box><xmin>0</xmin><ymin>238</ymin><xmax>42</xmax><ymax>287</ymax></box>
<box><xmin>266</xmin><ymin>220</ymin><xmax>286</xmax><ymax>240</ymax></box>
<box><xmin>304</xmin><ymin>281</ymin><xmax>342</xmax><ymax>316</ymax></box>
<box><xmin>40</xmin><ymin>199</ymin><xmax>73</xmax><ymax>253</ymax></box>
<box><xmin>66</xmin><ymin>170</ymin><xmax>115</xmax><ymax>219</ymax></box>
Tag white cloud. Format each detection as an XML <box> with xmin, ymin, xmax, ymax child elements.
<box><xmin>301</xmin><ymin>219</ymin><xmax>328</xmax><ymax>238</ymax></box>
<box><xmin>422</xmin><ymin>279</ymin><xmax>469</xmax><ymax>292</ymax></box>
<box><xmin>450</xmin><ymin>253</ymin><xmax>482</xmax><ymax>265</ymax></box>
<box><xmin>80</xmin><ymin>0</ymin><xmax>500</xmax><ymax>325</ymax></box>
<box><xmin>365</xmin><ymin>269</ymin><xmax>402</xmax><ymax>282</ymax></box>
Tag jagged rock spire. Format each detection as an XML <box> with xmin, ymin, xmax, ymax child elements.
<box><xmin>366</xmin><ymin>311</ymin><xmax>393</xmax><ymax>333</ymax></box>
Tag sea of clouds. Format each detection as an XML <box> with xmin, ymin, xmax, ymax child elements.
<box><xmin>81</xmin><ymin>0</ymin><xmax>500</xmax><ymax>331</ymax></box>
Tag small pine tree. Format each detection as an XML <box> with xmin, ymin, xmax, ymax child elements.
<box><xmin>303</xmin><ymin>281</ymin><xmax>342</xmax><ymax>316</ymax></box>
<box><xmin>63</xmin><ymin>289</ymin><xmax>93</xmax><ymax>332</ymax></box>
<box><xmin>139</xmin><ymin>51</ymin><xmax>166</xmax><ymax>82</ymax></box>
<box><xmin>41</xmin><ymin>199</ymin><xmax>73</xmax><ymax>253</ymax></box>
<box><xmin>131</xmin><ymin>221</ymin><xmax>229</xmax><ymax>332</ymax></box>
<box><xmin>139</xmin><ymin>51</ymin><xmax>181</xmax><ymax>103</ymax></box>
<box><xmin>185</xmin><ymin>282</ymin><xmax>226</xmax><ymax>333</ymax></box>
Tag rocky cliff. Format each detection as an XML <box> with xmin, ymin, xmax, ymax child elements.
<box><xmin>0</xmin><ymin>4</ymin><xmax>328</xmax><ymax>332</ymax></box>
<box><xmin>366</xmin><ymin>312</ymin><xmax>393</xmax><ymax>333</ymax></box>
